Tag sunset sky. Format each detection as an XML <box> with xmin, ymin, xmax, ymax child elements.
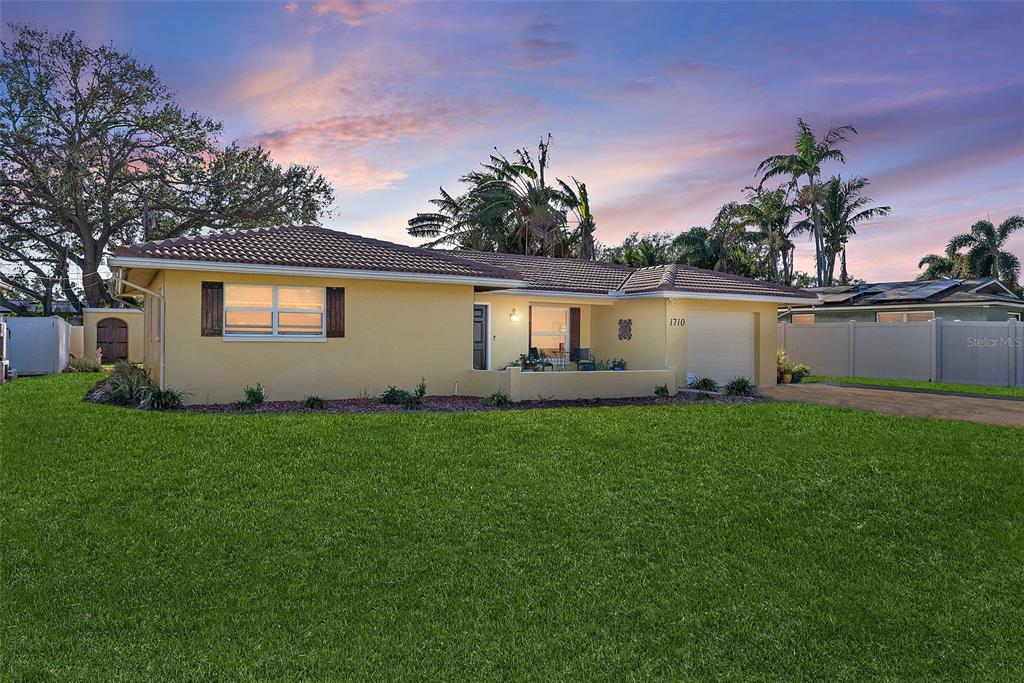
<box><xmin>3</xmin><ymin>0</ymin><xmax>1022</xmax><ymax>282</ymax></box>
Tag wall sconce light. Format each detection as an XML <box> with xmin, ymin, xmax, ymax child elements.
<box><xmin>509</xmin><ymin>308</ymin><xmax>521</xmax><ymax>322</ymax></box>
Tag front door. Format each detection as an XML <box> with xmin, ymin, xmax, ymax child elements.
<box><xmin>473</xmin><ymin>304</ymin><xmax>488</xmax><ymax>370</ymax></box>
<box><xmin>97</xmin><ymin>317</ymin><xmax>128</xmax><ymax>363</ymax></box>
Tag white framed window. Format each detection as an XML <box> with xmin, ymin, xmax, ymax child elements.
<box><xmin>530</xmin><ymin>306</ymin><xmax>568</xmax><ymax>356</ymax></box>
<box><xmin>792</xmin><ymin>314</ymin><xmax>815</xmax><ymax>325</ymax></box>
<box><xmin>1010</xmin><ymin>312</ymin><xmax>1021</xmax><ymax>322</ymax></box>
<box><xmin>877</xmin><ymin>311</ymin><xmax>934</xmax><ymax>323</ymax></box>
<box><xmin>224</xmin><ymin>284</ymin><xmax>324</xmax><ymax>338</ymax></box>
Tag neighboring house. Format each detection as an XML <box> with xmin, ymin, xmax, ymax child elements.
<box><xmin>0</xmin><ymin>299</ymin><xmax>79</xmax><ymax>314</ymax></box>
<box><xmin>779</xmin><ymin>278</ymin><xmax>1024</xmax><ymax>324</ymax></box>
<box><xmin>107</xmin><ymin>225</ymin><xmax>815</xmax><ymax>404</ymax></box>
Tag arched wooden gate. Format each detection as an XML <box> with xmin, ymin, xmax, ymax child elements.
<box><xmin>96</xmin><ymin>318</ymin><xmax>128</xmax><ymax>363</ymax></box>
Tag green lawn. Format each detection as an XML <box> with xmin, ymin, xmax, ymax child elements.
<box><xmin>803</xmin><ymin>374</ymin><xmax>1024</xmax><ymax>399</ymax></box>
<box><xmin>2</xmin><ymin>374</ymin><xmax>1022</xmax><ymax>680</ymax></box>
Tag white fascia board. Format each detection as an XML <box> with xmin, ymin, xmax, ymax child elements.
<box><xmin>484</xmin><ymin>288</ymin><xmax>617</xmax><ymax>300</ymax></box>
<box><xmin>969</xmin><ymin>278</ymin><xmax>1017</xmax><ymax>296</ymax></box>
<box><xmin>106</xmin><ymin>256</ymin><xmax>528</xmax><ymax>289</ymax></box>
<box><xmin>486</xmin><ymin>287</ymin><xmax>818</xmax><ymax>305</ymax></box>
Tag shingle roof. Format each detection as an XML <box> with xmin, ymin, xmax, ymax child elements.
<box><xmin>451</xmin><ymin>250</ymin><xmax>634</xmax><ymax>294</ymax></box>
<box><xmin>116</xmin><ymin>225</ymin><xmax>819</xmax><ymax>300</ymax></box>
<box><xmin>805</xmin><ymin>278</ymin><xmax>1023</xmax><ymax>308</ymax></box>
<box><xmin>115</xmin><ymin>225</ymin><xmax>522</xmax><ymax>282</ymax></box>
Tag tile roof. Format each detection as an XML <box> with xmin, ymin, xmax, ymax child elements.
<box><xmin>451</xmin><ymin>250</ymin><xmax>634</xmax><ymax>294</ymax></box>
<box><xmin>455</xmin><ymin>252</ymin><xmax>817</xmax><ymax>299</ymax></box>
<box><xmin>116</xmin><ymin>225</ymin><xmax>818</xmax><ymax>300</ymax></box>
<box><xmin>114</xmin><ymin>225</ymin><xmax>522</xmax><ymax>282</ymax></box>
<box><xmin>620</xmin><ymin>264</ymin><xmax>818</xmax><ymax>298</ymax></box>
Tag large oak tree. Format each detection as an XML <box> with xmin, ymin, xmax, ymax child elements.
<box><xmin>0</xmin><ymin>25</ymin><xmax>334</xmax><ymax>311</ymax></box>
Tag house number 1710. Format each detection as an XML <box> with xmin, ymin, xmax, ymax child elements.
<box><xmin>669</xmin><ymin>318</ymin><xmax>686</xmax><ymax>326</ymax></box>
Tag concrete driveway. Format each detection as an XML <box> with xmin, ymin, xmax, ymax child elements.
<box><xmin>761</xmin><ymin>383</ymin><xmax>1024</xmax><ymax>428</ymax></box>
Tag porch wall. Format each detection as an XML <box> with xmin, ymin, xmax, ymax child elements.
<box><xmin>466</xmin><ymin>367</ymin><xmax>679</xmax><ymax>401</ymax></box>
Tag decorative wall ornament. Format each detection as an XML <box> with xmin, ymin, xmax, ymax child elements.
<box><xmin>618</xmin><ymin>319</ymin><xmax>632</xmax><ymax>340</ymax></box>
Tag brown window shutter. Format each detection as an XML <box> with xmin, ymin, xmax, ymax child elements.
<box><xmin>569</xmin><ymin>307</ymin><xmax>581</xmax><ymax>361</ymax></box>
<box><xmin>201</xmin><ymin>281</ymin><xmax>223</xmax><ymax>336</ymax></box>
<box><xmin>326</xmin><ymin>287</ymin><xmax>345</xmax><ymax>337</ymax></box>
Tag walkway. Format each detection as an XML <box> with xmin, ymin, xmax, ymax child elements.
<box><xmin>761</xmin><ymin>383</ymin><xmax>1024</xmax><ymax>428</ymax></box>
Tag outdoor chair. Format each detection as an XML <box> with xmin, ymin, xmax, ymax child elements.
<box><xmin>575</xmin><ymin>348</ymin><xmax>596</xmax><ymax>371</ymax></box>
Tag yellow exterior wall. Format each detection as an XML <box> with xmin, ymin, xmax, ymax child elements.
<box><xmin>155</xmin><ymin>269</ymin><xmax>475</xmax><ymax>404</ymax></box>
<box><xmin>82</xmin><ymin>309</ymin><xmax>145</xmax><ymax>364</ymax></box>
<box><xmin>591</xmin><ymin>298</ymin><xmax>668</xmax><ymax>369</ymax></box>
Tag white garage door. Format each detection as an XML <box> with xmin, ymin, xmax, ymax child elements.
<box><xmin>686</xmin><ymin>311</ymin><xmax>756</xmax><ymax>387</ymax></box>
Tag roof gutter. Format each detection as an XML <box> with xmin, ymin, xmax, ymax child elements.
<box><xmin>620</xmin><ymin>290</ymin><xmax>820</xmax><ymax>305</ymax></box>
<box><xmin>106</xmin><ymin>270</ymin><xmax>166</xmax><ymax>391</ymax></box>
<box><xmin>106</xmin><ymin>256</ymin><xmax>528</xmax><ymax>289</ymax></box>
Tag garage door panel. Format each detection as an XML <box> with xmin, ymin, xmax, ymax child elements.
<box><xmin>686</xmin><ymin>311</ymin><xmax>755</xmax><ymax>387</ymax></box>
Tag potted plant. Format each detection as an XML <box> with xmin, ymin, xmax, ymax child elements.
<box><xmin>611</xmin><ymin>358</ymin><xmax>626</xmax><ymax>371</ymax></box>
<box><xmin>791</xmin><ymin>363</ymin><xmax>810</xmax><ymax>384</ymax></box>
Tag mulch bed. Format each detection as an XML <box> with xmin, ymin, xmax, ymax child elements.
<box><xmin>183</xmin><ymin>392</ymin><xmax>765</xmax><ymax>414</ymax></box>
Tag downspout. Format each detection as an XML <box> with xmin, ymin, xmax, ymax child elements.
<box><xmin>107</xmin><ymin>271</ymin><xmax>166</xmax><ymax>390</ymax></box>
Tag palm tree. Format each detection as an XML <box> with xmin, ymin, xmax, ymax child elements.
<box><xmin>946</xmin><ymin>216</ymin><xmax>1023</xmax><ymax>287</ymax></box>
<box><xmin>408</xmin><ymin>136</ymin><xmax>599</xmax><ymax>257</ymax></box>
<box><xmin>671</xmin><ymin>227</ymin><xmax>718</xmax><ymax>270</ymax></box>
<box><xmin>739</xmin><ymin>184</ymin><xmax>796</xmax><ymax>283</ymax></box>
<box><xmin>808</xmin><ymin>176</ymin><xmax>890</xmax><ymax>285</ymax></box>
<box><xmin>757</xmin><ymin>118</ymin><xmax>857</xmax><ymax>286</ymax></box>
<box><xmin>556</xmin><ymin>177</ymin><xmax>597</xmax><ymax>260</ymax></box>
<box><xmin>604</xmin><ymin>232</ymin><xmax>675</xmax><ymax>267</ymax></box>
<box><xmin>916</xmin><ymin>253</ymin><xmax>967</xmax><ymax>280</ymax></box>
<box><xmin>674</xmin><ymin>203</ymin><xmax>759</xmax><ymax>275</ymax></box>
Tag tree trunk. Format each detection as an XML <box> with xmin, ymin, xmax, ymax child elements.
<box><xmin>839</xmin><ymin>246</ymin><xmax>849</xmax><ymax>286</ymax></box>
<box><xmin>81</xmin><ymin>236</ymin><xmax>111</xmax><ymax>308</ymax></box>
<box><xmin>808</xmin><ymin>174</ymin><xmax>825</xmax><ymax>287</ymax></box>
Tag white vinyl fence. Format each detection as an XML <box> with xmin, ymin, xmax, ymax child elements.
<box><xmin>779</xmin><ymin>320</ymin><xmax>1024</xmax><ymax>387</ymax></box>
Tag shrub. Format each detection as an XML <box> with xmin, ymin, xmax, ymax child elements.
<box><xmin>235</xmin><ymin>383</ymin><xmax>266</xmax><ymax>409</ymax></box>
<box><xmin>484</xmin><ymin>389</ymin><xmax>510</xmax><ymax>407</ymax></box>
<box><xmin>724</xmin><ymin>376</ymin><xmax>756</xmax><ymax>397</ymax></box>
<box><xmin>777</xmin><ymin>348</ymin><xmax>794</xmax><ymax>380</ymax></box>
<box><xmin>100</xmin><ymin>363</ymin><xmax>151</xmax><ymax>405</ymax></box>
<box><xmin>791</xmin><ymin>363</ymin><xmax>811</xmax><ymax>383</ymax></box>
<box><xmin>303</xmin><ymin>395</ymin><xmax>328</xmax><ymax>410</ymax></box>
<box><xmin>66</xmin><ymin>357</ymin><xmax>102</xmax><ymax>373</ymax></box>
<box><xmin>654</xmin><ymin>384</ymin><xmax>671</xmax><ymax>398</ymax></box>
<box><xmin>403</xmin><ymin>378</ymin><xmax>427</xmax><ymax>409</ymax></box>
<box><xmin>688</xmin><ymin>376</ymin><xmax>719</xmax><ymax>393</ymax></box>
<box><xmin>611</xmin><ymin>358</ymin><xmax>626</xmax><ymax>370</ymax></box>
<box><xmin>140</xmin><ymin>384</ymin><xmax>189</xmax><ymax>410</ymax></box>
<box><xmin>380</xmin><ymin>385</ymin><xmax>413</xmax><ymax>404</ymax></box>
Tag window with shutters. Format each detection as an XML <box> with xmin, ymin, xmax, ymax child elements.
<box><xmin>223</xmin><ymin>285</ymin><xmax>325</xmax><ymax>338</ymax></box>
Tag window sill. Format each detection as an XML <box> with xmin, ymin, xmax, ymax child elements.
<box><xmin>222</xmin><ymin>335</ymin><xmax>327</xmax><ymax>343</ymax></box>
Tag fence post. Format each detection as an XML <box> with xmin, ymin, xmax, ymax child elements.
<box><xmin>847</xmin><ymin>321</ymin><xmax>856</xmax><ymax>376</ymax></box>
<box><xmin>1009</xmin><ymin>319</ymin><xmax>1017</xmax><ymax>388</ymax></box>
<box><xmin>779</xmin><ymin>322</ymin><xmax>786</xmax><ymax>352</ymax></box>
<box><xmin>929</xmin><ymin>318</ymin><xmax>939</xmax><ymax>382</ymax></box>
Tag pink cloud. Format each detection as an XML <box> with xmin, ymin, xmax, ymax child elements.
<box><xmin>312</xmin><ymin>0</ymin><xmax>394</xmax><ymax>27</ymax></box>
<box><xmin>284</xmin><ymin>1</ymin><xmax>299</xmax><ymax>14</ymax></box>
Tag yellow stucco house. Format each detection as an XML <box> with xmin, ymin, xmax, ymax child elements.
<box><xmin>108</xmin><ymin>225</ymin><xmax>816</xmax><ymax>405</ymax></box>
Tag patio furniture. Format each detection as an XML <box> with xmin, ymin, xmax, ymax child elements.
<box><xmin>575</xmin><ymin>348</ymin><xmax>596</xmax><ymax>371</ymax></box>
